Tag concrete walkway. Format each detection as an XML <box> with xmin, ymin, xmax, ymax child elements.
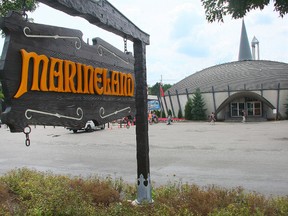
<box><xmin>1</xmin><ymin>120</ymin><xmax>287</xmax><ymax>196</ymax></box>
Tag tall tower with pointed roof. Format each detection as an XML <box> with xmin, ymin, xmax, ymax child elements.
<box><xmin>238</xmin><ymin>19</ymin><xmax>252</xmax><ymax>61</ymax></box>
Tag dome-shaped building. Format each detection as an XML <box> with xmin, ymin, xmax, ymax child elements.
<box><xmin>161</xmin><ymin>21</ymin><xmax>288</xmax><ymax>121</ymax></box>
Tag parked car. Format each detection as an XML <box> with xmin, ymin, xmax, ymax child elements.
<box><xmin>67</xmin><ymin>120</ymin><xmax>105</xmax><ymax>133</ymax></box>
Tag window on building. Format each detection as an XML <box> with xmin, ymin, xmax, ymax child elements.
<box><xmin>231</xmin><ymin>102</ymin><xmax>244</xmax><ymax>117</ymax></box>
<box><xmin>230</xmin><ymin>101</ymin><xmax>262</xmax><ymax>117</ymax></box>
<box><xmin>247</xmin><ymin>102</ymin><xmax>261</xmax><ymax>116</ymax></box>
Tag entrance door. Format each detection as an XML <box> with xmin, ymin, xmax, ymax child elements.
<box><xmin>230</xmin><ymin>101</ymin><xmax>262</xmax><ymax>117</ymax></box>
<box><xmin>247</xmin><ymin>102</ymin><xmax>254</xmax><ymax>116</ymax></box>
<box><xmin>231</xmin><ymin>102</ymin><xmax>244</xmax><ymax>117</ymax></box>
<box><xmin>246</xmin><ymin>102</ymin><xmax>261</xmax><ymax>116</ymax></box>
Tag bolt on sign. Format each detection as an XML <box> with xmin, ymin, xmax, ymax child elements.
<box><xmin>0</xmin><ymin>12</ymin><xmax>135</xmax><ymax>132</ymax></box>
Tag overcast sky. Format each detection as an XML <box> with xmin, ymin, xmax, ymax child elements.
<box><xmin>1</xmin><ymin>0</ymin><xmax>287</xmax><ymax>86</ymax></box>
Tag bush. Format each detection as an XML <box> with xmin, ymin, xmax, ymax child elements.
<box><xmin>154</xmin><ymin>110</ymin><xmax>161</xmax><ymax>118</ymax></box>
<box><xmin>285</xmin><ymin>98</ymin><xmax>288</xmax><ymax>119</ymax></box>
<box><xmin>0</xmin><ymin>168</ymin><xmax>288</xmax><ymax>215</ymax></box>
<box><xmin>178</xmin><ymin>109</ymin><xmax>183</xmax><ymax>118</ymax></box>
<box><xmin>185</xmin><ymin>98</ymin><xmax>193</xmax><ymax>120</ymax></box>
<box><xmin>185</xmin><ymin>89</ymin><xmax>207</xmax><ymax>121</ymax></box>
<box><xmin>168</xmin><ymin>109</ymin><xmax>172</xmax><ymax>117</ymax></box>
<box><xmin>0</xmin><ymin>168</ymin><xmax>120</xmax><ymax>215</ymax></box>
<box><xmin>190</xmin><ymin>88</ymin><xmax>207</xmax><ymax>120</ymax></box>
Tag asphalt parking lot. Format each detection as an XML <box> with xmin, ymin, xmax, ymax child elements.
<box><xmin>1</xmin><ymin>120</ymin><xmax>288</xmax><ymax>196</ymax></box>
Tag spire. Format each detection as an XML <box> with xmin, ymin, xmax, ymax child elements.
<box><xmin>251</xmin><ymin>36</ymin><xmax>260</xmax><ymax>60</ymax></box>
<box><xmin>238</xmin><ymin>19</ymin><xmax>252</xmax><ymax>61</ymax></box>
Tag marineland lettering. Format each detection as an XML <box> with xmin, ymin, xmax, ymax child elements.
<box><xmin>14</xmin><ymin>49</ymin><xmax>135</xmax><ymax>98</ymax></box>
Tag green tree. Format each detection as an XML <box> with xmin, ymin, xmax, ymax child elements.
<box><xmin>149</xmin><ymin>82</ymin><xmax>172</xmax><ymax>96</ymax></box>
<box><xmin>0</xmin><ymin>0</ymin><xmax>38</xmax><ymax>17</ymax></box>
<box><xmin>0</xmin><ymin>0</ymin><xmax>38</xmax><ymax>38</ymax></box>
<box><xmin>285</xmin><ymin>98</ymin><xmax>288</xmax><ymax>119</ymax></box>
<box><xmin>168</xmin><ymin>109</ymin><xmax>172</xmax><ymax>117</ymax></box>
<box><xmin>184</xmin><ymin>98</ymin><xmax>193</xmax><ymax>120</ymax></box>
<box><xmin>161</xmin><ymin>111</ymin><xmax>166</xmax><ymax>118</ymax></box>
<box><xmin>0</xmin><ymin>88</ymin><xmax>3</xmax><ymax>114</ymax></box>
<box><xmin>201</xmin><ymin>0</ymin><xmax>288</xmax><ymax>22</ymax></box>
<box><xmin>178</xmin><ymin>109</ymin><xmax>183</xmax><ymax>118</ymax></box>
<box><xmin>0</xmin><ymin>82</ymin><xmax>3</xmax><ymax>98</ymax></box>
<box><xmin>190</xmin><ymin>88</ymin><xmax>207</xmax><ymax>120</ymax></box>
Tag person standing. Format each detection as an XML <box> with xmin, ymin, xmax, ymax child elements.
<box><xmin>242</xmin><ymin>110</ymin><xmax>246</xmax><ymax>123</ymax></box>
<box><xmin>148</xmin><ymin>112</ymin><xmax>153</xmax><ymax>124</ymax></box>
<box><xmin>210</xmin><ymin>112</ymin><xmax>216</xmax><ymax>124</ymax></box>
<box><xmin>167</xmin><ymin>115</ymin><xmax>172</xmax><ymax>125</ymax></box>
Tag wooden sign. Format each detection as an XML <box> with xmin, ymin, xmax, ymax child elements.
<box><xmin>0</xmin><ymin>12</ymin><xmax>135</xmax><ymax>132</ymax></box>
<box><xmin>1</xmin><ymin>0</ymin><xmax>153</xmax><ymax>204</ymax></box>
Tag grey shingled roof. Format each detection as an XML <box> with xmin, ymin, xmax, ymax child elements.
<box><xmin>166</xmin><ymin>60</ymin><xmax>288</xmax><ymax>96</ymax></box>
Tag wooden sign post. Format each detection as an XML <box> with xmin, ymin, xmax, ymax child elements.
<box><xmin>0</xmin><ymin>0</ymin><xmax>152</xmax><ymax>204</ymax></box>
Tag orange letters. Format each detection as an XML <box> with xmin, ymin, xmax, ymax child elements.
<box><xmin>14</xmin><ymin>49</ymin><xmax>135</xmax><ymax>98</ymax></box>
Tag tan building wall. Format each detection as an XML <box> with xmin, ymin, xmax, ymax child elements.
<box><xmin>161</xmin><ymin>88</ymin><xmax>288</xmax><ymax>120</ymax></box>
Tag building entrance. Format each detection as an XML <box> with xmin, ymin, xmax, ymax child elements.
<box><xmin>230</xmin><ymin>100</ymin><xmax>262</xmax><ymax>117</ymax></box>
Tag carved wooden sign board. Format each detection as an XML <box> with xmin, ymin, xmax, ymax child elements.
<box><xmin>0</xmin><ymin>12</ymin><xmax>135</xmax><ymax>132</ymax></box>
<box><xmin>1</xmin><ymin>0</ymin><xmax>152</xmax><ymax>204</ymax></box>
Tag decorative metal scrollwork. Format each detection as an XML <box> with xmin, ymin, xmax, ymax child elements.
<box><xmin>25</xmin><ymin>107</ymin><xmax>83</xmax><ymax>121</ymax></box>
<box><xmin>97</xmin><ymin>44</ymin><xmax>129</xmax><ymax>64</ymax></box>
<box><xmin>23</xmin><ymin>26</ymin><xmax>81</xmax><ymax>49</ymax></box>
<box><xmin>99</xmin><ymin>106</ymin><xmax>131</xmax><ymax>119</ymax></box>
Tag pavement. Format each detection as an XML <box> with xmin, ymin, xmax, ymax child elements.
<box><xmin>1</xmin><ymin>120</ymin><xmax>288</xmax><ymax>196</ymax></box>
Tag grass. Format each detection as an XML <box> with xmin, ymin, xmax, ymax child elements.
<box><xmin>0</xmin><ymin>168</ymin><xmax>287</xmax><ymax>215</ymax></box>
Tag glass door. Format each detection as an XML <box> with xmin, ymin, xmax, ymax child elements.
<box><xmin>254</xmin><ymin>102</ymin><xmax>261</xmax><ymax>116</ymax></box>
<box><xmin>247</xmin><ymin>102</ymin><xmax>254</xmax><ymax>116</ymax></box>
<box><xmin>231</xmin><ymin>102</ymin><xmax>245</xmax><ymax>117</ymax></box>
<box><xmin>246</xmin><ymin>102</ymin><xmax>261</xmax><ymax>116</ymax></box>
